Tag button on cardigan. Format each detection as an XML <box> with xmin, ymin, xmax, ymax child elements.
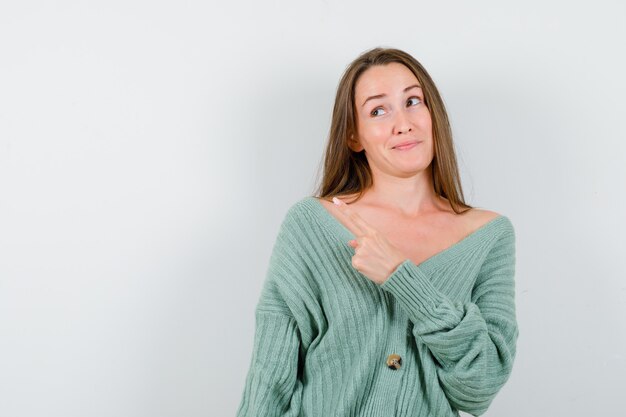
<box><xmin>236</xmin><ymin>196</ymin><xmax>519</xmax><ymax>417</ymax></box>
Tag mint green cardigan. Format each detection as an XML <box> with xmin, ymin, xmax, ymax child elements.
<box><xmin>236</xmin><ymin>196</ymin><xmax>519</xmax><ymax>417</ymax></box>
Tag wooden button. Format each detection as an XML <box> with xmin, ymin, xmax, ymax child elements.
<box><xmin>386</xmin><ymin>353</ymin><xmax>402</xmax><ymax>369</ymax></box>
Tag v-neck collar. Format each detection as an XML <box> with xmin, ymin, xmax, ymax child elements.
<box><xmin>302</xmin><ymin>196</ymin><xmax>506</xmax><ymax>268</ymax></box>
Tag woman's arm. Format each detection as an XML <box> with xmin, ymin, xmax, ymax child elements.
<box><xmin>235</xmin><ymin>210</ymin><xmax>306</xmax><ymax>417</ymax></box>
<box><xmin>380</xmin><ymin>226</ymin><xmax>519</xmax><ymax>417</ymax></box>
<box><xmin>235</xmin><ymin>310</ymin><xmax>303</xmax><ymax>417</ymax></box>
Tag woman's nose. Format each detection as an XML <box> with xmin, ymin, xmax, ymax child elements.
<box><xmin>393</xmin><ymin>110</ymin><xmax>413</xmax><ymax>134</ymax></box>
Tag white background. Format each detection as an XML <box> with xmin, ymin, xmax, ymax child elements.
<box><xmin>1</xmin><ymin>1</ymin><xmax>625</xmax><ymax>416</ymax></box>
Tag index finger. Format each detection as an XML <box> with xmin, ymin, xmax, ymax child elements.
<box><xmin>332</xmin><ymin>197</ymin><xmax>375</xmax><ymax>237</ymax></box>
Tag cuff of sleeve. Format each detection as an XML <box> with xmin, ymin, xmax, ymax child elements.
<box><xmin>380</xmin><ymin>259</ymin><xmax>462</xmax><ymax>329</ymax></box>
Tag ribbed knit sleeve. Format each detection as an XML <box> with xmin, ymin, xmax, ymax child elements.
<box><xmin>379</xmin><ymin>222</ymin><xmax>518</xmax><ymax>416</ymax></box>
<box><xmin>235</xmin><ymin>209</ymin><xmax>305</xmax><ymax>417</ymax></box>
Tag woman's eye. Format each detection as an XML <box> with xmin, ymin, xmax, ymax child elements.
<box><xmin>371</xmin><ymin>107</ymin><xmax>386</xmax><ymax>117</ymax></box>
<box><xmin>371</xmin><ymin>97</ymin><xmax>421</xmax><ymax>117</ymax></box>
<box><xmin>407</xmin><ymin>96</ymin><xmax>422</xmax><ymax>106</ymax></box>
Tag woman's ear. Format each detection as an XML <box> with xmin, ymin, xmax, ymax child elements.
<box><xmin>348</xmin><ymin>134</ymin><xmax>364</xmax><ymax>152</ymax></box>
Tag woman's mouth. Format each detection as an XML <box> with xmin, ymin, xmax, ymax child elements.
<box><xmin>393</xmin><ymin>141</ymin><xmax>421</xmax><ymax>151</ymax></box>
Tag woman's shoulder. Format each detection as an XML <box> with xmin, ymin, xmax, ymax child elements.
<box><xmin>281</xmin><ymin>195</ymin><xmax>317</xmax><ymax>221</ymax></box>
<box><xmin>273</xmin><ymin>196</ymin><xmax>323</xmax><ymax>236</ymax></box>
<box><xmin>465</xmin><ymin>207</ymin><xmax>515</xmax><ymax>242</ymax></box>
<box><xmin>466</xmin><ymin>207</ymin><xmax>502</xmax><ymax>227</ymax></box>
<box><xmin>431</xmin><ymin>195</ymin><xmax>513</xmax><ymax>238</ymax></box>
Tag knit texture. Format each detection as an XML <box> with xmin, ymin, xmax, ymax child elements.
<box><xmin>236</xmin><ymin>196</ymin><xmax>519</xmax><ymax>417</ymax></box>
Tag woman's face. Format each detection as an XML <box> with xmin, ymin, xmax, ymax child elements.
<box><xmin>351</xmin><ymin>62</ymin><xmax>434</xmax><ymax>177</ymax></box>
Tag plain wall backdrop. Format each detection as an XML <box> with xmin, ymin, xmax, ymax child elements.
<box><xmin>1</xmin><ymin>1</ymin><xmax>625</xmax><ymax>416</ymax></box>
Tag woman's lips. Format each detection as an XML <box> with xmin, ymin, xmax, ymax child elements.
<box><xmin>393</xmin><ymin>141</ymin><xmax>420</xmax><ymax>150</ymax></box>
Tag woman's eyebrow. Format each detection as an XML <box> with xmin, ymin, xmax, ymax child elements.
<box><xmin>361</xmin><ymin>84</ymin><xmax>422</xmax><ymax>107</ymax></box>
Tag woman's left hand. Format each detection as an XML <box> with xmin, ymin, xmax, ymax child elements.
<box><xmin>332</xmin><ymin>197</ymin><xmax>407</xmax><ymax>285</ymax></box>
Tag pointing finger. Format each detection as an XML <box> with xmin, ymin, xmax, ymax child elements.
<box><xmin>332</xmin><ymin>197</ymin><xmax>376</xmax><ymax>236</ymax></box>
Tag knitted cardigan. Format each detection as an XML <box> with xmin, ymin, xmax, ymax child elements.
<box><xmin>236</xmin><ymin>196</ymin><xmax>519</xmax><ymax>417</ymax></box>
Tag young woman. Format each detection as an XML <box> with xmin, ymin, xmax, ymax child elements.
<box><xmin>236</xmin><ymin>47</ymin><xmax>519</xmax><ymax>417</ymax></box>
